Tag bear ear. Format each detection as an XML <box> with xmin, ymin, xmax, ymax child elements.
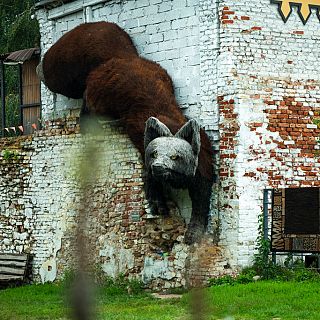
<box><xmin>144</xmin><ymin>117</ymin><xmax>173</xmax><ymax>149</ymax></box>
<box><xmin>175</xmin><ymin>119</ymin><xmax>201</xmax><ymax>155</ymax></box>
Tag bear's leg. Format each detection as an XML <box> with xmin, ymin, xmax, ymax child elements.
<box><xmin>184</xmin><ymin>174</ymin><xmax>212</xmax><ymax>244</ymax></box>
<box><xmin>145</xmin><ymin>175</ymin><xmax>169</xmax><ymax>216</ymax></box>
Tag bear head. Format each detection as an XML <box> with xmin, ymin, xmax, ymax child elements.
<box><xmin>144</xmin><ymin>117</ymin><xmax>201</xmax><ymax>188</ymax></box>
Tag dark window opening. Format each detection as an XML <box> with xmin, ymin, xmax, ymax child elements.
<box><xmin>284</xmin><ymin>187</ymin><xmax>320</xmax><ymax>234</ymax></box>
<box><xmin>305</xmin><ymin>255</ymin><xmax>320</xmax><ymax>269</ymax></box>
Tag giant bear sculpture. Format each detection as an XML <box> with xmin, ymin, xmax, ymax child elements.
<box><xmin>39</xmin><ymin>21</ymin><xmax>214</xmax><ymax>244</ymax></box>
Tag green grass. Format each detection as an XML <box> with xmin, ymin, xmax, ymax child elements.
<box><xmin>98</xmin><ymin>294</ymin><xmax>184</xmax><ymax>320</ymax></box>
<box><xmin>197</xmin><ymin>281</ymin><xmax>320</xmax><ymax>320</ymax></box>
<box><xmin>0</xmin><ymin>283</ymin><xmax>184</xmax><ymax>320</ymax></box>
<box><xmin>1</xmin><ymin>281</ymin><xmax>320</xmax><ymax>319</ymax></box>
<box><xmin>0</xmin><ymin>283</ymin><xmax>67</xmax><ymax>319</ymax></box>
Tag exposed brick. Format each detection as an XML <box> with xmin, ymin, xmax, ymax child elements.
<box><xmin>29</xmin><ymin>0</ymin><xmax>320</xmax><ymax>286</ymax></box>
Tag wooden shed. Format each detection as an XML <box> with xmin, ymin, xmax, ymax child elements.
<box><xmin>0</xmin><ymin>48</ymin><xmax>41</xmax><ymax>135</ymax></box>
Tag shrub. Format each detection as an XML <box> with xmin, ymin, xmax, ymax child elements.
<box><xmin>92</xmin><ymin>264</ymin><xmax>143</xmax><ymax>294</ymax></box>
<box><xmin>2</xmin><ymin>149</ymin><xmax>20</xmax><ymax>161</ymax></box>
<box><xmin>61</xmin><ymin>267</ymin><xmax>144</xmax><ymax>296</ymax></box>
<box><xmin>60</xmin><ymin>268</ymin><xmax>76</xmax><ymax>288</ymax></box>
<box><xmin>236</xmin><ymin>268</ymin><xmax>257</xmax><ymax>284</ymax></box>
<box><xmin>98</xmin><ymin>273</ymin><xmax>144</xmax><ymax>295</ymax></box>
<box><xmin>208</xmin><ymin>275</ymin><xmax>236</xmax><ymax>287</ymax></box>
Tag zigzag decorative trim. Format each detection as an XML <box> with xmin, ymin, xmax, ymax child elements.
<box><xmin>271</xmin><ymin>0</ymin><xmax>320</xmax><ymax>24</ymax></box>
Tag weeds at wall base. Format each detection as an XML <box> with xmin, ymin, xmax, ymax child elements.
<box><xmin>209</xmin><ymin>213</ymin><xmax>320</xmax><ymax>286</ymax></box>
<box><xmin>60</xmin><ymin>267</ymin><xmax>144</xmax><ymax>296</ymax></box>
<box><xmin>1</xmin><ymin>149</ymin><xmax>20</xmax><ymax>161</ymax></box>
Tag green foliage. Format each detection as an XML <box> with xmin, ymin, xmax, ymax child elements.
<box><xmin>3</xmin><ymin>65</ymin><xmax>20</xmax><ymax>132</ymax></box>
<box><xmin>0</xmin><ymin>0</ymin><xmax>39</xmax><ymax>54</ymax></box>
<box><xmin>60</xmin><ymin>267</ymin><xmax>144</xmax><ymax>296</ymax></box>
<box><xmin>5</xmin><ymin>93</ymin><xmax>20</xmax><ymax>128</ymax></box>
<box><xmin>312</xmin><ymin>116</ymin><xmax>320</xmax><ymax>152</ymax></box>
<box><xmin>0</xmin><ymin>283</ymin><xmax>66</xmax><ymax>320</ymax></box>
<box><xmin>6</xmin><ymin>9</ymin><xmax>39</xmax><ymax>52</ymax></box>
<box><xmin>4</xmin><ymin>65</ymin><xmax>19</xmax><ymax>95</ymax></box>
<box><xmin>208</xmin><ymin>268</ymin><xmax>258</xmax><ymax>287</ymax></box>
<box><xmin>208</xmin><ymin>274</ymin><xmax>236</xmax><ymax>286</ymax></box>
<box><xmin>0</xmin><ymin>282</ymin><xmax>184</xmax><ymax>320</ymax></box>
<box><xmin>236</xmin><ymin>267</ymin><xmax>257</xmax><ymax>284</ymax></box>
<box><xmin>2</xmin><ymin>149</ymin><xmax>19</xmax><ymax>161</ymax></box>
<box><xmin>312</xmin><ymin>117</ymin><xmax>320</xmax><ymax>129</ymax></box>
<box><xmin>60</xmin><ymin>267</ymin><xmax>76</xmax><ymax>289</ymax></box>
<box><xmin>70</xmin><ymin>269</ymin><xmax>140</xmax><ymax>295</ymax></box>
<box><xmin>251</xmin><ymin>214</ymin><xmax>275</xmax><ymax>279</ymax></box>
<box><xmin>251</xmin><ymin>214</ymin><xmax>320</xmax><ymax>282</ymax></box>
<box><xmin>165</xmin><ymin>287</ymin><xmax>189</xmax><ymax>295</ymax></box>
<box><xmin>98</xmin><ymin>273</ymin><xmax>144</xmax><ymax>295</ymax></box>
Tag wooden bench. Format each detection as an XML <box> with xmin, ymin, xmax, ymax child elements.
<box><xmin>0</xmin><ymin>253</ymin><xmax>29</xmax><ymax>283</ymax></box>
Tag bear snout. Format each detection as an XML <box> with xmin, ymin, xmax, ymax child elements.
<box><xmin>151</xmin><ymin>164</ymin><xmax>169</xmax><ymax>177</ymax></box>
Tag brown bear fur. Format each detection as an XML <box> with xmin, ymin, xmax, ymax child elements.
<box><xmin>85</xmin><ymin>57</ymin><xmax>213</xmax><ymax>181</ymax></box>
<box><xmin>42</xmin><ymin>22</ymin><xmax>138</xmax><ymax>99</ymax></box>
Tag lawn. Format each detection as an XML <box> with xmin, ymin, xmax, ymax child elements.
<box><xmin>203</xmin><ymin>281</ymin><xmax>320</xmax><ymax>320</ymax></box>
<box><xmin>1</xmin><ymin>281</ymin><xmax>320</xmax><ymax>319</ymax></box>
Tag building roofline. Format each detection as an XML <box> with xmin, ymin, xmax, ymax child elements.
<box><xmin>35</xmin><ymin>0</ymin><xmax>76</xmax><ymax>9</ymax></box>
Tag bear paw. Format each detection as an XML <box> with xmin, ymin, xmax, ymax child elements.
<box><xmin>149</xmin><ymin>200</ymin><xmax>170</xmax><ymax>217</ymax></box>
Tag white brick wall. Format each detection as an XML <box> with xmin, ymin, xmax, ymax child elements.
<box><xmin>32</xmin><ymin>0</ymin><xmax>320</xmax><ymax>277</ymax></box>
<box><xmin>26</xmin><ymin>0</ymin><xmax>229</xmax><ymax>285</ymax></box>
<box><xmin>34</xmin><ymin>0</ymin><xmax>257</xmax><ymax>276</ymax></box>
<box><xmin>217</xmin><ymin>0</ymin><xmax>320</xmax><ymax>267</ymax></box>
<box><xmin>0</xmin><ymin>121</ymin><xmax>231</xmax><ymax>287</ymax></box>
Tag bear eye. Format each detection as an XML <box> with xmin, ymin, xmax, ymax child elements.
<box><xmin>151</xmin><ymin>151</ymin><xmax>158</xmax><ymax>159</ymax></box>
<box><xmin>170</xmin><ymin>154</ymin><xmax>180</xmax><ymax>160</ymax></box>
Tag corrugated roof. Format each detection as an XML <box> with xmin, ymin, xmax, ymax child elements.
<box><xmin>1</xmin><ymin>48</ymin><xmax>40</xmax><ymax>64</ymax></box>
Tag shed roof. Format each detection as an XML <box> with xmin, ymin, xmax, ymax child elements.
<box><xmin>0</xmin><ymin>48</ymin><xmax>40</xmax><ymax>64</ymax></box>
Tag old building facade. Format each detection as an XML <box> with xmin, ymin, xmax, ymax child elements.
<box><xmin>0</xmin><ymin>0</ymin><xmax>320</xmax><ymax>288</ymax></box>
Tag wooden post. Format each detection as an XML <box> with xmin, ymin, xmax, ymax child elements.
<box><xmin>18</xmin><ymin>63</ymin><xmax>23</xmax><ymax>129</ymax></box>
<box><xmin>0</xmin><ymin>60</ymin><xmax>5</xmax><ymax>137</ymax></box>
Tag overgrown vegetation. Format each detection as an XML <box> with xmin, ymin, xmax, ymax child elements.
<box><xmin>2</xmin><ymin>149</ymin><xmax>20</xmax><ymax>161</ymax></box>
<box><xmin>209</xmin><ymin>213</ymin><xmax>320</xmax><ymax>287</ymax></box>
<box><xmin>209</xmin><ymin>261</ymin><xmax>320</xmax><ymax>287</ymax></box>
<box><xmin>95</xmin><ymin>272</ymin><xmax>144</xmax><ymax>295</ymax></box>
<box><xmin>0</xmin><ymin>1</ymin><xmax>39</xmax><ymax>54</ymax></box>
<box><xmin>61</xmin><ymin>267</ymin><xmax>144</xmax><ymax>296</ymax></box>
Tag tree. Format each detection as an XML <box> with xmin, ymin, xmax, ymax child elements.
<box><xmin>0</xmin><ymin>0</ymin><xmax>40</xmax><ymax>53</ymax></box>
